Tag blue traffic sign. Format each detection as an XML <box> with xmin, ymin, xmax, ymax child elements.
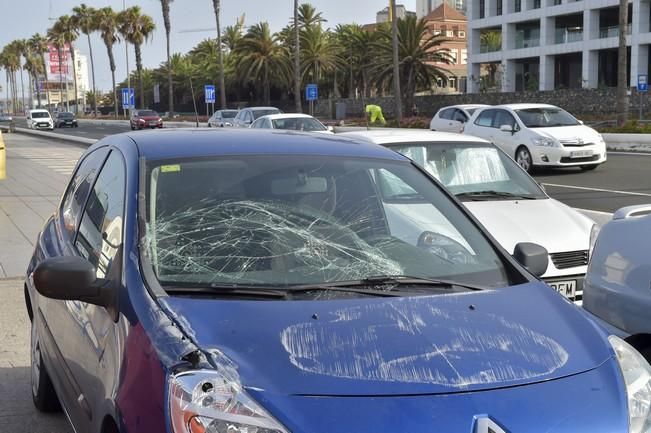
<box><xmin>205</xmin><ymin>85</ymin><xmax>216</xmax><ymax>103</ymax></box>
<box><xmin>306</xmin><ymin>84</ymin><xmax>318</xmax><ymax>101</ymax></box>
<box><xmin>638</xmin><ymin>75</ymin><xmax>648</xmax><ymax>93</ymax></box>
<box><xmin>121</xmin><ymin>88</ymin><xmax>135</xmax><ymax>109</ymax></box>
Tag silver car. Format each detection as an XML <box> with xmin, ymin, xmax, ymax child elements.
<box><xmin>208</xmin><ymin>109</ymin><xmax>238</xmax><ymax>127</ymax></box>
<box><xmin>583</xmin><ymin>205</ymin><xmax>651</xmax><ymax>358</ymax></box>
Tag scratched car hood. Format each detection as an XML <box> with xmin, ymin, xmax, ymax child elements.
<box><xmin>163</xmin><ymin>282</ymin><xmax>613</xmax><ymax>396</ymax></box>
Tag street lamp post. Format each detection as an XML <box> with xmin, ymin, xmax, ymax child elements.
<box><xmin>124</xmin><ymin>0</ymin><xmax>130</xmax><ymax>117</ymax></box>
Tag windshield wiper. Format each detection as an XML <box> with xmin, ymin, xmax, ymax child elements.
<box><xmin>163</xmin><ymin>282</ymin><xmax>287</xmax><ymax>299</ymax></box>
<box><xmin>455</xmin><ymin>190</ymin><xmax>537</xmax><ymax>201</ymax></box>
<box><xmin>288</xmin><ymin>275</ymin><xmax>483</xmax><ymax>294</ymax></box>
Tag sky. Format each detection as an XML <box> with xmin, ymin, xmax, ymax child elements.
<box><xmin>0</xmin><ymin>0</ymin><xmax>416</xmax><ymax>95</ymax></box>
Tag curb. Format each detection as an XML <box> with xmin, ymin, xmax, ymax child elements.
<box><xmin>15</xmin><ymin>127</ymin><xmax>97</xmax><ymax>146</ymax></box>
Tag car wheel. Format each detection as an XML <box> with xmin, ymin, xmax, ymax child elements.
<box><xmin>130</xmin><ymin>125</ymin><xmax>135</xmax><ymax>130</ymax></box>
<box><xmin>581</xmin><ymin>165</ymin><xmax>598</xmax><ymax>171</ymax></box>
<box><xmin>31</xmin><ymin>320</ymin><xmax>61</xmax><ymax>412</ymax></box>
<box><xmin>515</xmin><ymin>146</ymin><xmax>534</xmax><ymax>173</ymax></box>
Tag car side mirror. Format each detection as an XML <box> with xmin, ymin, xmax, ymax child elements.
<box><xmin>513</xmin><ymin>242</ymin><xmax>549</xmax><ymax>278</ymax></box>
<box><xmin>33</xmin><ymin>256</ymin><xmax>115</xmax><ymax>311</ymax></box>
<box><xmin>327</xmin><ymin>126</ymin><xmax>334</xmax><ymax>132</ymax></box>
<box><xmin>578</xmin><ymin>120</ymin><xmax>584</xmax><ymax>125</ymax></box>
<box><xmin>500</xmin><ymin>124</ymin><xmax>514</xmax><ymax>133</ymax></box>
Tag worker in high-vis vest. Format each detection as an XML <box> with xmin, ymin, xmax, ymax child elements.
<box><xmin>0</xmin><ymin>131</ymin><xmax>6</xmax><ymax>180</ymax></box>
<box><xmin>365</xmin><ymin>104</ymin><xmax>387</xmax><ymax>126</ymax></box>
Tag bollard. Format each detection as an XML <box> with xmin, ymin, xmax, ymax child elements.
<box><xmin>0</xmin><ymin>130</ymin><xmax>5</xmax><ymax>180</ymax></box>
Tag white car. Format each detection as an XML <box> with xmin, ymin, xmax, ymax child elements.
<box><xmin>208</xmin><ymin>109</ymin><xmax>238</xmax><ymax>127</ymax></box>
<box><xmin>340</xmin><ymin>129</ymin><xmax>597</xmax><ymax>303</ymax></box>
<box><xmin>250</xmin><ymin>113</ymin><xmax>333</xmax><ymax>133</ymax></box>
<box><xmin>430</xmin><ymin>104</ymin><xmax>489</xmax><ymax>133</ymax></box>
<box><xmin>463</xmin><ymin>103</ymin><xmax>607</xmax><ymax>173</ymax></box>
<box><xmin>26</xmin><ymin>109</ymin><xmax>54</xmax><ymax>130</ymax></box>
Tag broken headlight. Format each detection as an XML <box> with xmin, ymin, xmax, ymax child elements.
<box><xmin>169</xmin><ymin>370</ymin><xmax>290</xmax><ymax>433</ymax></box>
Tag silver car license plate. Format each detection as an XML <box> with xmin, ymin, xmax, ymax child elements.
<box><xmin>548</xmin><ymin>280</ymin><xmax>576</xmax><ymax>298</ymax></box>
<box><xmin>570</xmin><ymin>150</ymin><xmax>593</xmax><ymax>158</ymax></box>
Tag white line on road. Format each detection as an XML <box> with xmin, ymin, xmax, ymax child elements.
<box><xmin>542</xmin><ymin>183</ymin><xmax>651</xmax><ymax>197</ymax></box>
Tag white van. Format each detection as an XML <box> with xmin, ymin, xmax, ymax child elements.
<box><xmin>26</xmin><ymin>109</ymin><xmax>54</xmax><ymax>130</ymax></box>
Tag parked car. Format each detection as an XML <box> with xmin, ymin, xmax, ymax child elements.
<box><xmin>232</xmin><ymin>106</ymin><xmax>282</xmax><ymax>127</ymax></box>
<box><xmin>130</xmin><ymin>109</ymin><xmax>163</xmax><ymax>130</ymax></box>
<box><xmin>430</xmin><ymin>104</ymin><xmax>489</xmax><ymax>133</ymax></box>
<box><xmin>26</xmin><ymin>109</ymin><xmax>54</xmax><ymax>130</ymax></box>
<box><xmin>251</xmin><ymin>113</ymin><xmax>333</xmax><ymax>133</ymax></box>
<box><xmin>340</xmin><ymin>129</ymin><xmax>597</xmax><ymax>303</ymax></box>
<box><xmin>463</xmin><ymin>104</ymin><xmax>607</xmax><ymax>173</ymax></box>
<box><xmin>207</xmin><ymin>109</ymin><xmax>238</xmax><ymax>127</ymax></box>
<box><xmin>25</xmin><ymin>128</ymin><xmax>651</xmax><ymax>433</ymax></box>
<box><xmin>54</xmin><ymin>112</ymin><xmax>78</xmax><ymax>128</ymax></box>
<box><xmin>0</xmin><ymin>113</ymin><xmax>13</xmax><ymax>132</ymax></box>
<box><xmin>583</xmin><ymin>204</ymin><xmax>651</xmax><ymax>355</ymax></box>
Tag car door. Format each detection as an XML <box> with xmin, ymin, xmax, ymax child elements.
<box><xmin>467</xmin><ymin>109</ymin><xmax>498</xmax><ymax>143</ymax></box>
<box><xmin>433</xmin><ymin>108</ymin><xmax>454</xmax><ymax>131</ymax></box>
<box><xmin>37</xmin><ymin>147</ymin><xmax>110</xmax><ymax>431</ymax></box>
<box><xmin>451</xmin><ymin>109</ymin><xmax>469</xmax><ymax>133</ymax></box>
<box><xmin>71</xmin><ymin>150</ymin><xmax>127</xmax><ymax>431</ymax></box>
<box><xmin>491</xmin><ymin>109</ymin><xmax>521</xmax><ymax>157</ymax></box>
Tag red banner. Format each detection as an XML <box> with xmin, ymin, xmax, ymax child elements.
<box><xmin>48</xmin><ymin>43</ymin><xmax>70</xmax><ymax>76</ymax></box>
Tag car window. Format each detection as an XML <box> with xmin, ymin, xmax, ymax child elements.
<box><xmin>223</xmin><ymin>111</ymin><xmax>237</xmax><ymax>119</ymax></box>
<box><xmin>438</xmin><ymin>108</ymin><xmax>454</xmax><ymax>120</ymax></box>
<box><xmin>75</xmin><ymin>151</ymin><xmax>126</xmax><ymax>279</ymax></box>
<box><xmin>452</xmin><ymin>110</ymin><xmax>468</xmax><ymax>123</ymax></box>
<box><xmin>32</xmin><ymin>112</ymin><xmax>50</xmax><ymax>119</ymax></box>
<box><xmin>144</xmin><ymin>156</ymin><xmax>516</xmax><ymax>291</ymax></box>
<box><xmin>138</xmin><ymin>110</ymin><xmax>158</xmax><ymax>117</ymax></box>
<box><xmin>61</xmin><ymin>148</ymin><xmax>110</xmax><ymax>238</ymax></box>
<box><xmin>515</xmin><ymin>107</ymin><xmax>580</xmax><ymax>128</ymax></box>
<box><xmin>475</xmin><ymin>110</ymin><xmax>496</xmax><ymax>127</ymax></box>
<box><xmin>493</xmin><ymin>110</ymin><xmax>517</xmax><ymax>129</ymax></box>
<box><xmin>251</xmin><ymin>119</ymin><xmax>263</xmax><ymax>128</ymax></box>
<box><xmin>253</xmin><ymin>109</ymin><xmax>281</xmax><ymax>119</ymax></box>
<box><xmin>391</xmin><ymin>142</ymin><xmax>546</xmax><ymax>199</ymax></box>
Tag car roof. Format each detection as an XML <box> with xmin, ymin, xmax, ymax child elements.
<box><xmin>496</xmin><ymin>103</ymin><xmax>559</xmax><ymax>110</ymax></box>
<box><xmin>256</xmin><ymin>113</ymin><xmax>317</xmax><ymax>121</ymax></box>
<box><xmin>440</xmin><ymin>104</ymin><xmax>490</xmax><ymax>111</ymax></box>
<box><xmin>29</xmin><ymin>109</ymin><xmax>49</xmax><ymax>112</ymax></box>
<box><xmin>338</xmin><ymin>129</ymin><xmax>491</xmax><ymax>146</ymax></box>
<box><xmin>245</xmin><ymin>106</ymin><xmax>281</xmax><ymax>111</ymax></box>
<box><xmin>125</xmin><ymin>128</ymin><xmax>407</xmax><ymax>161</ymax></box>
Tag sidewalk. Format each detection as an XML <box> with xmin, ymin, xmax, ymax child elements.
<box><xmin>0</xmin><ymin>133</ymin><xmax>82</xmax><ymax>277</ymax></box>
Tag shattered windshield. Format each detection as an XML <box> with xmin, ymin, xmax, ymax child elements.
<box><xmin>143</xmin><ymin>156</ymin><xmax>513</xmax><ymax>291</ymax></box>
<box><xmin>392</xmin><ymin>143</ymin><xmax>546</xmax><ymax>199</ymax></box>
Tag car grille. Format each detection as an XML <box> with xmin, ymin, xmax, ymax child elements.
<box><xmin>37</xmin><ymin>123</ymin><xmax>49</xmax><ymax>127</ymax></box>
<box><xmin>560</xmin><ymin>155</ymin><xmax>600</xmax><ymax>163</ymax></box>
<box><xmin>559</xmin><ymin>138</ymin><xmax>593</xmax><ymax>147</ymax></box>
<box><xmin>550</xmin><ymin>250</ymin><xmax>589</xmax><ymax>269</ymax></box>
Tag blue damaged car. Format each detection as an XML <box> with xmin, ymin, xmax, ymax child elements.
<box><xmin>25</xmin><ymin>129</ymin><xmax>651</xmax><ymax>433</ymax></box>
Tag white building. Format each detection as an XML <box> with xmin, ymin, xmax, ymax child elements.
<box><xmin>467</xmin><ymin>0</ymin><xmax>646</xmax><ymax>93</ymax></box>
<box><xmin>417</xmin><ymin>0</ymin><xmax>466</xmax><ymax>18</ymax></box>
<box><xmin>377</xmin><ymin>4</ymin><xmax>417</xmax><ymax>23</ymax></box>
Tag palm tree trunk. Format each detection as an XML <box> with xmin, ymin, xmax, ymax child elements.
<box><xmin>106</xmin><ymin>43</ymin><xmax>118</xmax><ymax>118</ymax></box>
<box><xmin>166</xmin><ymin>32</ymin><xmax>174</xmax><ymax>114</ymax></box>
<box><xmin>34</xmin><ymin>71</ymin><xmax>42</xmax><ymax>108</ymax></box>
<box><xmin>42</xmin><ymin>55</ymin><xmax>51</xmax><ymax>110</ymax></box>
<box><xmin>293</xmin><ymin>0</ymin><xmax>302</xmax><ymax>113</ymax></box>
<box><xmin>135</xmin><ymin>43</ymin><xmax>145</xmax><ymax>108</ymax></box>
<box><xmin>213</xmin><ymin>0</ymin><xmax>227</xmax><ymax>109</ymax></box>
<box><xmin>5</xmin><ymin>74</ymin><xmax>9</xmax><ymax>114</ymax></box>
<box><xmin>28</xmin><ymin>73</ymin><xmax>33</xmax><ymax>110</ymax></box>
<box><xmin>390</xmin><ymin>0</ymin><xmax>402</xmax><ymax>124</ymax></box>
<box><xmin>87</xmin><ymin>34</ymin><xmax>97</xmax><ymax>113</ymax></box>
<box><xmin>13</xmin><ymin>72</ymin><xmax>19</xmax><ymax>114</ymax></box>
<box><xmin>19</xmin><ymin>68</ymin><xmax>26</xmax><ymax>112</ymax></box>
<box><xmin>616</xmin><ymin>0</ymin><xmax>628</xmax><ymax>126</ymax></box>
<box><xmin>70</xmin><ymin>46</ymin><xmax>79</xmax><ymax>115</ymax></box>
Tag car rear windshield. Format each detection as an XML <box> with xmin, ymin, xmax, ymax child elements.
<box><xmin>32</xmin><ymin>112</ymin><xmax>50</xmax><ymax>119</ymax></box>
<box><xmin>143</xmin><ymin>155</ymin><xmax>514</xmax><ymax>292</ymax></box>
<box><xmin>515</xmin><ymin>108</ymin><xmax>580</xmax><ymax>128</ymax></box>
<box><xmin>390</xmin><ymin>142</ymin><xmax>546</xmax><ymax>200</ymax></box>
<box><xmin>222</xmin><ymin>110</ymin><xmax>237</xmax><ymax>118</ymax></box>
<box><xmin>138</xmin><ymin>111</ymin><xmax>158</xmax><ymax>117</ymax></box>
<box><xmin>253</xmin><ymin>109</ymin><xmax>281</xmax><ymax>119</ymax></box>
<box><xmin>272</xmin><ymin>117</ymin><xmax>327</xmax><ymax>132</ymax></box>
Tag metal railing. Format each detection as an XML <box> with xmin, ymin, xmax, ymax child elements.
<box><xmin>599</xmin><ymin>24</ymin><xmax>632</xmax><ymax>38</ymax></box>
<box><xmin>515</xmin><ymin>37</ymin><xmax>540</xmax><ymax>48</ymax></box>
<box><xmin>555</xmin><ymin>28</ymin><xmax>583</xmax><ymax>44</ymax></box>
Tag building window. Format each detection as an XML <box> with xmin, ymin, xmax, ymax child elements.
<box><xmin>515</xmin><ymin>0</ymin><xmax>521</xmax><ymax>11</ymax></box>
<box><xmin>496</xmin><ymin>0</ymin><xmax>502</xmax><ymax>15</ymax></box>
<box><xmin>432</xmin><ymin>29</ymin><xmax>441</xmax><ymax>36</ymax></box>
<box><xmin>461</xmin><ymin>49</ymin><xmax>468</xmax><ymax>64</ymax></box>
<box><xmin>446</xmin><ymin>30</ymin><xmax>454</xmax><ymax>37</ymax></box>
<box><xmin>479</xmin><ymin>0</ymin><xmax>485</xmax><ymax>18</ymax></box>
<box><xmin>459</xmin><ymin>30</ymin><xmax>466</xmax><ymax>38</ymax></box>
<box><xmin>533</xmin><ymin>0</ymin><xmax>541</xmax><ymax>8</ymax></box>
<box><xmin>450</xmin><ymin>49</ymin><xmax>458</xmax><ymax>64</ymax></box>
<box><xmin>553</xmin><ymin>0</ymin><xmax>561</xmax><ymax>4</ymax></box>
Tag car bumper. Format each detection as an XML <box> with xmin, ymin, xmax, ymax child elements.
<box><xmin>531</xmin><ymin>143</ymin><xmax>607</xmax><ymax>167</ymax></box>
<box><xmin>34</xmin><ymin>124</ymin><xmax>53</xmax><ymax>129</ymax></box>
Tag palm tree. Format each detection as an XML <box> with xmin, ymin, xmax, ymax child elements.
<box><xmin>235</xmin><ymin>22</ymin><xmax>290</xmax><ymax>105</ymax></box>
<box><xmin>616</xmin><ymin>0</ymin><xmax>628</xmax><ymax>126</ymax></box>
<box><xmin>480</xmin><ymin>31</ymin><xmax>502</xmax><ymax>90</ymax></box>
<box><xmin>370</xmin><ymin>15</ymin><xmax>453</xmax><ymax>110</ymax></box>
<box><xmin>23</xmin><ymin>46</ymin><xmax>44</xmax><ymax>109</ymax></box>
<box><xmin>390</xmin><ymin>0</ymin><xmax>402</xmax><ymax>123</ymax></box>
<box><xmin>28</xmin><ymin>34</ymin><xmax>51</xmax><ymax>109</ymax></box>
<box><xmin>300</xmin><ymin>26</ymin><xmax>341</xmax><ymax>89</ymax></box>
<box><xmin>14</xmin><ymin>40</ymin><xmax>28</xmax><ymax>112</ymax></box>
<box><xmin>293</xmin><ymin>0</ymin><xmax>301</xmax><ymax>113</ymax></box>
<box><xmin>96</xmin><ymin>7</ymin><xmax>120</xmax><ymax>117</ymax></box>
<box><xmin>53</xmin><ymin>15</ymin><xmax>80</xmax><ymax>114</ymax></box>
<box><xmin>298</xmin><ymin>3</ymin><xmax>326</xmax><ymax>28</ymax></box>
<box><xmin>211</xmin><ymin>0</ymin><xmax>227</xmax><ymax>109</ymax></box>
<box><xmin>222</xmin><ymin>23</ymin><xmax>244</xmax><ymax>52</ymax></box>
<box><xmin>118</xmin><ymin>7</ymin><xmax>156</xmax><ymax>109</ymax></box>
<box><xmin>47</xmin><ymin>25</ymin><xmax>67</xmax><ymax>111</ymax></box>
<box><xmin>159</xmin><ymin>0</ymin><xmax>174</xmax><ymax>114</ymax></box>
<box><xmin>73</xmin><ymin>4</ymin><xmax>98</xmax><ymax>113</ymax></box>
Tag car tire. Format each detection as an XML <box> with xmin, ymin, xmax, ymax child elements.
<box><xmin>581</xmin><ymin>165</ymin><xmax>598</xmax><ymax>171</ymax></box>
<box><xmin>130</xmin><ymin>125</ymin><xmax>135</xmax><ymax>131</ymax></box>
<box><xmin>31</xmin><ymin>320</ymin><xmax>61</xmax><ymax>412</ymax></box>
<box><xmin>515</xmin><ymin>146</ymin><xmax>534</xmax><ymax>173</ymax></box>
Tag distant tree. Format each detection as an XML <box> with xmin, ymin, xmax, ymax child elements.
<box><xmin>53</xmin><ymin>15</ymin><xmax>80</xmax><ymax>113</ymax></box>
<box><xmin>159</xmin><ymin>0</ymin><xmax>175</xmax><ymax>115</ymax></box>
<box><xmin>118</xmin><ymin>6</ymin><xmax>156</xmax><ymax>108</ymax></box>
<box><xmin>96</xmin><ymin>7</ymin><xmax>120</xmax><ymax>117</ymax></box>
<box><xmin>73</xmin><ymin>4</ymin><xmax>99</xmax><ymax>112</ymax></box>
<box><xmin>211</xmin><ymin>0</ymin><xmax>227</xmax><ymax>109</ymax></box>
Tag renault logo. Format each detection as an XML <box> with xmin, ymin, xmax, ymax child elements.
<box><xmin>472</xmin><ymin>414</ymin><xmax>509</xmax><ymax>433</ymax></box>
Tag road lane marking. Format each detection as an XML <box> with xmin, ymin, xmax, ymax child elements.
<box><xmin>543</xmin><ymin>183</ymin><xmax>651</xmax><ymax>197</ymax></box>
